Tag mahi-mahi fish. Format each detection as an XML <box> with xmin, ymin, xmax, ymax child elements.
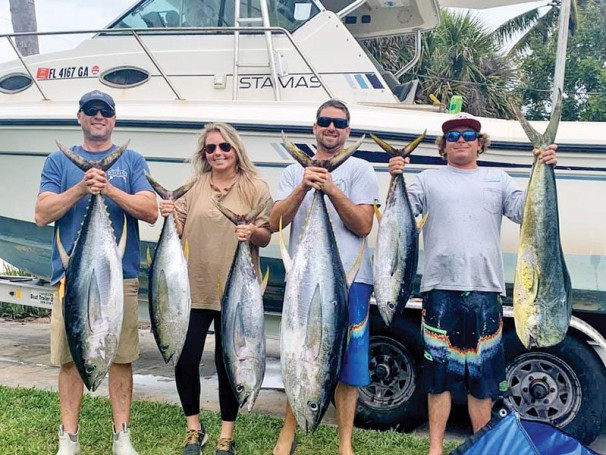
<box><xmin>513</xmin><ymin>95</ymin><xmax>572</xmax><ymax>348</ymax></box>
<box><xmin>370</xmin><ymin>132</ymin><xmax>426</xmax><ymax>326</ymax></box>
<box><xmin>145</xmin><ymin>174</ymin><xmax>195</xmax><ymax>365</ymax></box>
<box><xmin>214</xmin><ymin>200</ymin><xmax>269</xmax><ymax>411</ymax></box>
<box><xmin>279</xmin><ymin>133</ymin><xmax>365</xmax><ymax>434</ymax></box>
<box><xmin>56</xmin><ymin>141</ymin><xmax>128</xmax><ymax>392</ymax></box>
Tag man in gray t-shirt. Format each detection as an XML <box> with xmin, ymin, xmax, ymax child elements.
<box><xmin>389</xmin><ymin>113</ymin><xmax>558</xmax><ymax>455</ymax></box>
<box><xmin>270</xmin><ymin>99</ymin><xmax>379</xmax><ymax>455</ymax></box>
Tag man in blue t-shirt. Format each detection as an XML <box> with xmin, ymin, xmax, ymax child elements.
<box><xmin>35</xmin><ymin>90</ymin><xmax>157</xmax><ymax>455</ymax></box>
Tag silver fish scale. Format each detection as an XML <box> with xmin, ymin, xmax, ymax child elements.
<box><xmin>149</xmin><ymin>213</ymin><xmax>191</xmax><ymax>365</ymax></box>
<box><xmin>64</xmin><ymin>195</ymin><xmax>123</xmax><ymax>392</ymax></box>
<box><xmin>280</xmin><ymin>191</ymin><xmax>348</xmax><ymax>434</ymax></box>
<box><xmin>514</xmin><ymin>162</ymin><xmax>572</xmax><ymax>348</ymax></box>
<box><xmin>222</xmin><ymin>241</ymin><xmax>266</xmax><ymax>412</ymax></box>
<box><xmin>373</xmin><ymin>174</ymin><xmax>419</xmax><ymax>326</ymax></box>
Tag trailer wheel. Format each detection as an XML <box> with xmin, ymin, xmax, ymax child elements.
<box><xmin>504</xmin><ymin>331</ymin><xmax>606</xmax><ymax>445</ymax></box>
<box><xmin>355</xmin><ymin>314</ymin><xmax>427</xmax><ymax>431</ymax></box>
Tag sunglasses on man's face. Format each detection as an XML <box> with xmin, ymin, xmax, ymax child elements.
<box><xmin>204</xmin><ymin>142</ymin><xmax>232</xmax><ymax>154</ymax></box>
<box><xmin>445</xmin><ymin>130</ymin><xmax>479</xmax><ymax>143</ymax></box>
<box><xmin>316</xmin><ymin>116</ymin><xmax>349</xmax><ymax>129</ymax></box>
<box><xmin>81</xmin><ymin>106</ymin><xmax>115</xmax><ymax>118</ymax></box>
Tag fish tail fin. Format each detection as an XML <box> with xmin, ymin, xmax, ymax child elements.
<box><xmin>513</xmin><ymin>92</ymin><xmax>561</xmax><ymax>149</ymax></box>
<box><xmin>370</xmin><ymin>130</ymin><xmax>426</xmax><ymax>158</ymax></box>
<box><xmin>213</xmin><ymin>198</ymin><xmax>240</xmax><ymax>226</ymax></box>
<box><xmin>145</xmin><ymin>174</ymin><xmax>196</xmax><ymax>201</ymax></box>
<box><xmin>99</xmin><ymin>141</ymin><xmax>129</xmax><ymax>171</ymax></box>
<box><xmin>281</xmin><ymin>131</ymin><xmax>314</xmax><ymax>168</ymax></box>
<box><xmin>325</xmin><ymin>135</ymin><xmax>365</xmax><ymax>172</ymax></box>
<box><xmin>56</xmin><ymin>140</ymin><xmax>129</xmax><ymax>171</ymax></box>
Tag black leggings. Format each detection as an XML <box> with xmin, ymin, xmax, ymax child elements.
<box><xmin>175</xmin><ymin>309</ymin><xmax>239</xmax><ymax>422</ymax></box>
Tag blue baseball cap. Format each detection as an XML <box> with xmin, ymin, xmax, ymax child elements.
<box><xmin>78</xmin><ymin>90</ymin><xmax>115</xmax><ymax>111</ymax></box>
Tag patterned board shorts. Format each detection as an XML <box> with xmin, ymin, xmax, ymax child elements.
<box><xmin>339</xmin><ymin>282</ymin><xmax>372</xmax><ymax>387</ymax></box>
<box><xmin>421</xmin><ymin>289</ymin><xmax>508</xmax><ymax>399</ymax></box>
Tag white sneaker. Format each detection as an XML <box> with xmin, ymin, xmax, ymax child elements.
<box><xmin>56</xmin><ymin>425</ymin><xmax>81</xmax><ymax>455</ymax></box>
<box><xmin>113</xmin><ymin>423</ymin><xmax>139</xmax><ymax>455</ymax></box>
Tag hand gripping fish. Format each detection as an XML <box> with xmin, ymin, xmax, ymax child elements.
<box><xmin>214</xmin><ymin>200</ymin><xmax>270</xmax><ymax>412</ymax></box>
<box><xmin>145</xmin><ymin>174</ymin><xmax>195</xmax><ymax>365</ymax></box>
<box><xmin>55</xmin><ymin>141</ymin><xmax>128</xmax><ymax>391</ymax></box>
<box><xmin>370</xmin><ymin>131</ymin><xmax>426</xmax><ymax>326</ymax></box>
<box><xmin>278</xmin><ymin>133</ymin><xmax>365</xmax><ymax>434</ymax></box>
<box><xmin>513</xmin><ymin>95</ymin><xmax>572</xmax><ymax>348</ymax></box>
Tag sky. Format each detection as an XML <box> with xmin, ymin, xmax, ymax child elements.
<box><xmin>0</xmin><ymin>0</ymin><xmax>550</xmax><ymax>62</ymax></box>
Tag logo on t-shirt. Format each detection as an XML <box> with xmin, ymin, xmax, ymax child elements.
<box><xmin>107</xmin><ymin>167</ymin><xmax>127</xmax><ymax>183</ymax></box>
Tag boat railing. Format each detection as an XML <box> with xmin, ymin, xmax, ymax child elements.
<box><xmin>0</xmin><ymin>26</ymin><xmax>334</xmax><ymax>102</ymax></box>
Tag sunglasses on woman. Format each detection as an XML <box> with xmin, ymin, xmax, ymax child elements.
<box><xmin>81</xmin><ymin>106</ymin><xmax>115</xmax><ymax>118</ymax></box>
<box><xmin>445</xmin><ymin>130</ymin><xmax>479</xmax><ymax>143</ymax></box>
<box><xmin>316</xmin><ymin>116</ymin><xmax>349</xmax><ymax>129</ymax></box>
<box><xmin>204</xmin><ymin>142</ymin><xmax>232</xmax><ymax>153</ymax></box>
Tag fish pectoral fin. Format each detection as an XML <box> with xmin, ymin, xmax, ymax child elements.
<box><xmin>87</xmin><ymin>271</ymin><xmax>103</xmax><ymax>332</ymax></box>
<box><xmin>233</xmin><ymin>302</ymin><xmax>248</xmax><ymax>358</ymax></box>
<box><xmin>56</xmin><ymin>228</ymin><xmax>70</xmax><ymax>269</ymax></box>
<box><xmin>305</xmin><ymin>284</ymin><xmax>323</xmax><ymax>361</ymax></box>
<box><xmin>417</xmin><ymin>212</ymin><xmax>429</xmax><ymax>231</ymax></box>
<box><xmin>346</xmin><ymin>237</ymin><xmax>365</xmax><ymax>288</ymax></box>
<box><xmin>372</xmin><ymin>201</ymin><xmax>382</xmax><ymax>222</ymax></box>
<box><xmin>117</xmin><ymin>216</ymin><xmax>128</xmax><ymax>259</ymax></box>
<box><xmin>158</xmin><ymin>269</ymin><xmax>169</xmax><ymax>312</ymax></box>
<box><xmin>279</xmin><ymin>216</ymin><xmax>292</xmax><ymax>274</ymax></box>
<box><xmin>389</xmin><ymin>242</ymin><xmax>400</xmax><ymax>277</ymax></box>
<box><xmin>260</xmin><ymin>267</ymin><xmax>270</xmax><ymax>295</ymax></box>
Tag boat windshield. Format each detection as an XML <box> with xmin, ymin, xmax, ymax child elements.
<box><xmin>110</xmin><ymin>0</ymin><xmax>321</xmax><ymax>32</ymax></box>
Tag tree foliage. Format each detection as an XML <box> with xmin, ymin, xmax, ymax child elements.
<box><xmin>364</xmin><ymin>10</ymin><xmax>518</xmax><ymax>119</ymax></box>
<box><xmin>517</xmin><ymin>1</ymin><xmax>606</xmax><ymax>121</ymax></box>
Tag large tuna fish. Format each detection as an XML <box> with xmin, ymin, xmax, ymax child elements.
<box><xmin>370</xmin><ymin>132</ymin><xmax>426</xmax><ymax>326</ymax></box>
<box><xmin>56</xmin><ymin>142</ymin><xmax>128</xmax><ymax>392</ymax></box>
<box><xmin>145</xmin><ymin>175</ymin><xmax>195</xmax><ymax>365</ymax></box>
<box><xmin>279</xmin><ymin>133</ymin><xmax>364</xmax><ymax>434</ymax></box>
<box><xmin>215</xmin><ymin>200</ymin><xmax>269</xmax><ymax>411</ymax></box>
<box><xmin>513</xmin><ymin>95</ymin><xmax>572</xmax><ymax>348</ymax></box>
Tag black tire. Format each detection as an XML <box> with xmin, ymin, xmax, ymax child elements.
<box><xmin>355</xmin><ymin>311</ymin><xmax>427</xmax><ymax>432</ymax></box>
<box><xmin>503</xmin><ymin>329</ymin><xmax>606</xmax><ymax>445</ymax></box>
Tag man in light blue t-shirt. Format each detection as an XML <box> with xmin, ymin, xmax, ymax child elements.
<box><xmin>388</xmin><ymin>112</ymin><xmax>558</xmax><ymax>455</ymax></box>
<box><xmin>270</xmin><ymin>99</ymin><xmax>379</xmax><ymax>455</ymax></box>
<box><xmin>35</xmin><ymin>90</ymin><xmax>157</xmax><ymax>455</ymax></box>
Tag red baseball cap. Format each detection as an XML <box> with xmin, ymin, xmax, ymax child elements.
<box><xmin>441</xmin><ymin>112</ymin><xmax>481</xmax><ymax>133</ymax></box>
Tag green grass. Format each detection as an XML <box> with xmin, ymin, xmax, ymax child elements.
<box><xmin>0</xmin><ymin>386</ymin><xmax>460</xmax><ymax>454</ymax></box>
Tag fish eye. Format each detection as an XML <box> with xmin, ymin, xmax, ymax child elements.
<box><xmin>160</xmin><ymin>344</ymin><xmax>169</xmax><ymax>352</ymax></box>
<box><xmin>388</xmin><ymin>302</ymin><xmax>396</xmax><ymax>310</ymax></box>
<box><xmin>236</xmin><ymin>385</ymin><xmax>245</xmax><ymax>393</ymax></box>
<box><xmin>85</xmin><ymin>364</ymin><xmax>97</xmax><ymax>374</ymax></box>
<box><xmin>308</xmin><ymin>401</ymin><xmax>319</xmax><ymax>412</ymax></box>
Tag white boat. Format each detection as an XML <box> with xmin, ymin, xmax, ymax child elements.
<box><xmin>0</xmin><ymin>0</ymin><xmax>604</xmax><ymax>305</ymax></box>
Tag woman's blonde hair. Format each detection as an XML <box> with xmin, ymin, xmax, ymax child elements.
<box><xmin>191</xmin><ymin>122</ymin><xmax>259</xmax><ymax>180</ymax></box>
<box><xmin>435</xmin><ymin>132</ymin><xmax>491</xmax><ymax>159</ymax></box>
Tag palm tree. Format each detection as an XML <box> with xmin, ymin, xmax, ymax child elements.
<box><xmin>494</xmin><ymin>0</ymin><xmax>593</xmax><ymax>57</ymax></box>
<box><xmin>9</xmin><ymin>0</ymin><xmax>39</xmax><ymax>56</ymax></box>
<box><xmin>364</xmin><ymin>10</ymin><xmax>518</xmax><ymax>118</ymax></box>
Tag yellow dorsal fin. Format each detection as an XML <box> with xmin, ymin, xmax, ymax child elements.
<box><xmin>260</xmin><ymin>267</ymin><xmax>270</xmax><ymax>295</ymax></box>
<box><xmin>373</xmin><ymin>201</ymin><xmax>382</xmax><ymax>222</ymax></box>
<box><xmin>346</xmin><ymin>238</ymin><xmax>366</xmax><ymax>288</ymax></box>
<box><xmin>417</xmin><ymin>212</ymin><xmax>429</xmax><ymax>231</ymax></box>
<box><xmin>146</xmin><ymin>247</ymin><xmax>152</xmax><ymax>267</ymax></box>
<box><xmin>183</xmin><ymin>239</ymin><xmax>190</xmax><ymax>261</ymax></box>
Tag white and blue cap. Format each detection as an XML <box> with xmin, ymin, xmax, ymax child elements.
<box><xmin>78</xmin><ymin>90</ymin><xmax>115</xmax><ymax>111</ymax></box>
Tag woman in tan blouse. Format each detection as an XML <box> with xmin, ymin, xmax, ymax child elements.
<box><xmin>159</xmin><ymin>123</ymin><xmax>273</xmax><ymax>455</ymax></box>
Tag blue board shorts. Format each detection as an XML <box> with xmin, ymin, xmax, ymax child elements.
<box><xmin>421</xmin><ymin>289</ymin><xmax>508</xmax><ymax>399</ymax></box>
<box><xmin>339</xmin><ymin>282</ymin><xmax>372</xmax><ymax>387</ymax></box>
